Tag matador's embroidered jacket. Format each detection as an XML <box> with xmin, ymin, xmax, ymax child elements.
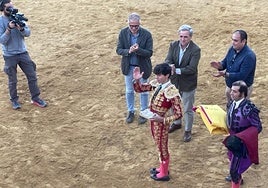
<box><xmin>133</xmin><ymin>79</ymin><xmax>182</xmax><ymax>125</ymax></box>
<box><xmin>134</xmin><ymin>79</ymin><xmax>182</xmax><ymax>160</ymax></box>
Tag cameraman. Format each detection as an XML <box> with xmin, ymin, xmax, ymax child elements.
<box><xmin>0</xmin><ymin>0</ymin><xmax>47</xmax><ymax>109</ymax></box>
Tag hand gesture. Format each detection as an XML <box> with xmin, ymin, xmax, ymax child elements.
<box><xmin>169</xmin><ymin>64</ymin><xmax>175</xmax><ymax>75</ymax></box>
<box><xmin>133</xmin><ymin>67</ymin><xmax>144</xmax><ymax>80</ymax></box>
<box><xmin>149</xmin><ymin>113</ymin><xmax>164</xmax><ymax>122</ymax></box>
<box><xmin>16</xmin><ymin>24</ymin><xmax>24</xmax><ymax>31</ymax></box>
<box><xmin>129</xmin><ymin>43</ymin><xmax>139</xmax><ymax>53</ymax></box>
<box><xmin>8</xmin><ymin>21</ymin><xmax>16</xmax><ymax>29</ymax></box>
<box><xmin>212</xmin><ymin>70</ymin><xmax>225</xmax><ymax>77</ymax></box>
<box><xmin>210</xmin><ymin>61</ymin><xmax>222</xmax><ymax>69</ymax></box>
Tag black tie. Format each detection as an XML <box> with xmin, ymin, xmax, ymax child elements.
<box><xmin>151</xmin><ymin>85</ymin><xmax>162</xmax><ymax>102</ymax></box>
<box><xmin>231</xmin><ymin>102</ymin><xmax>236</xmax><ymax>114</ymax></box>
<box><xmin>230</xmin><ymin>102</ymin><xmax>236</xmax><ymax>119</ymax></box>
<box><xmin>228</xmin><ymin>102</ymin><xmax>236</xmax><ymax>127</ymax></box>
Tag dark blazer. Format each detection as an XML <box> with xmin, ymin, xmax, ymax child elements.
<box><xmin>164</xmin><ymin>40</ymin><xmax>201</xmax><ymax>91</ymax></box>
<box><xmin>116</xmin><ymin>27</ymin><xmax>153</xmax><ymax>79</ymax></box>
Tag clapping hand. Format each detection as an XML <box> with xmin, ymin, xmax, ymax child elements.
<box><xmin>210</xmin><ymin>61</ymin><xmax>222</xmax><ymax>69</ymax></box>
<box><xmin>169</xmin><ymin>64</ymin><xmax>175</xmax><ymax>75</ymax></box>
<box><xmin>212</xmin><ymin>70</ymin><xmax>225</xmax><ymax>77</ymax></box>
<box><xmin>133</xmin><ymin>67</ymin><xmax>144</xmax><ymax>80</ymax></box>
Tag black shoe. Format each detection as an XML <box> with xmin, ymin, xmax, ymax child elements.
<box><xmin>225</xmin><ymin>175</ymin><xmax>231</xmax><ymax>182</ymax></box>
<box><xmin>138</xmin><ymin>116</ymin><xmax>147</xmax><ymax>124</ymax></box>
<box><xmin>225</xmin><ymin>175</ymin><xmax>244</xmax><ymax>185</ymax></box>
<box><xmin>12</xmin><ymin>101</ymin><xmax>21</xmax><ymax>110</ymax></box>
<box><xmin>183</xmin><ymin>131</ymin><xmax>192</xmax><ymax>142</ymax></box>
<box><xmin>126</xmin><ymin>112</ymin><xmax>134</xmax><ymax>124</ymax></box>
<box><xmin>150</xmin><ymin>173</ymin><xmax>170</xmax><ymax>181</ymax></box>
<box><xmin>31</xmin><ymin>98</ymin><xmax>47</xmax><ymax>108</ymax></box>
<box><xmin>150</xmin><ymin>168</ymin><xmax>169</xmax><ymax>175</ymax></box>
<box><xmin>150</xmin><ymin>168</ymin><xmax>159</xmax><ymax>175</ymax></box>
<box><xmin>168</xmin><ymin>123</ymin><xmax>182</xmax><ymax>133</ymax></box>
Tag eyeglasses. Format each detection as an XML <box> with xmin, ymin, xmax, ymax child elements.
<box><xmin>129</xmin><ymin>25</ymin><xmax>139</xmax><ymax>29</ymax></box>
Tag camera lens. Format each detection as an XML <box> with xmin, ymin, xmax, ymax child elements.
<box><xmin>6</xmin><ymin>7</ymin><xmax>18</xmax><ymax>14</ymax></box>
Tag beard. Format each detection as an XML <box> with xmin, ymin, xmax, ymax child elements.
<box><xmin>4</xmin><ymin>11</ymin><xmax>11</xmax><ymax>17</ymax></box>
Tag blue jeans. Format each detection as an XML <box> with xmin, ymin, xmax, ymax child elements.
<box><xmin>173</xmin><ymin>89</ymin><xmax>196</xmax><ymax>131</ymax></box>
<box><xmin>124</xmin><ymin>66</ymin><xmax>149</xmax><ymax>113</ymax></box>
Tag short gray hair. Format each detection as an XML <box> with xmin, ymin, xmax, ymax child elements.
<box><xmin>128</xmin><ymin>12</ymin><xmax>141</xmax><ymax>23</ymax></box>
<box><xmin>178</xmin><ymin>24</ymin><xmax>193</xmax><ymax>36</ymax></box>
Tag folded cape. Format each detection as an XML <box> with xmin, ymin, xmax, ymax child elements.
<box><xmin>194</xmin><ymin>105</ymin><xmax>228</xmax><ymax>135</ymax></box>
<box><xmin>223</xmin><ymin>126</ymin><xmax>259</xmax><ymax>164</ymax></box>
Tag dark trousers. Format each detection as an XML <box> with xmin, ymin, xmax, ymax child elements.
<box><xmin>3</xmin><ymin>52</ymin><xmax>40</xmax><ymax>102</ymax></box>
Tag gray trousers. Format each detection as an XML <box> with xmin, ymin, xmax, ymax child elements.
<box><xmin>3</xmin><ymin>52</ymin><xmax>40</xmax><ymax>102</ymax></box>
<box><xmin>173</xmin><ymin>89</ymin><xmax>196</xmax><ymax>132</ymax></box>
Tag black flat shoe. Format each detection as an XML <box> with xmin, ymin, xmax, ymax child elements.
<box><xmin>150</xmin><ymin>173</ymin><xmax>170</xmax><ymax>181</ymax></box>
<box><xmin>225</xmin><ymin>175</ymin><xmax>244</xmax><ymax>185</ymax></box>
<box><xmin>183</xmin><ymin>131</ymin><xmax>192</xmax><ymax>142</ymax></box>
<box><xmin>168</xmin><ymin>123</ymin><xmax>182</xmax><ymax>133</ymax></box>
<box><xmin>150</xmin><ymin>168</ymin><xmax>159</xmax><ymax>175</ymax></box>
<box><xmin>149</xmin><ymin>168</ymin><xmax>170</xmax><ymax>175</ymax></box>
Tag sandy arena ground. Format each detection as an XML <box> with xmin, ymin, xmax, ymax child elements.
<box><xmin>0</xmin><ymin>0</ymin><xmax>267</xmax><ymax>187</ymax></box>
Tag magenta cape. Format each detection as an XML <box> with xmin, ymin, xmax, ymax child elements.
<box><xmin>223</xmin><ymin>126</ymin><xmax>259</xmax><ymax>164</ymax></box>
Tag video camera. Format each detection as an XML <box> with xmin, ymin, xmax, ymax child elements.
<box><xmin>6</xmin><ymin>7</ymin><xmax>28</xmax><ymax>27</ymax></box>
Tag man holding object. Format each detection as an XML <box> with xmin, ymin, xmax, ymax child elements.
<box><xmin>133</xmin><ymin>63</ymin><xmax>182</xmax><ymax>181</ymax></box>
<box><xmin>0</xmin><ymin>0</ymin><xmax>47</xmax><ymax>109</ymax></box>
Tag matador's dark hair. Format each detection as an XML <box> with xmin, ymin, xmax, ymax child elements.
<box><xmin>153</xmin><ymin>63</ymin><xmax>172</xmax><ymax>78</ymax></box>
<box><xmin>232</xmin><ymin>80</ymin><xmax>248</xmax><ymax>98</ymax></box>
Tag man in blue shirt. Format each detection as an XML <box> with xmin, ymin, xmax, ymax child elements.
<box><xmin>211</xmin><ymin>30</ymin><xmax>256</xmax><ymax>107</ymax></box>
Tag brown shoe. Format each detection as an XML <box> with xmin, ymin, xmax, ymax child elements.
<box><xmin>168</xmin><ymin>123</ymin><xmax>182</xmax><ymax>133</ymax></box>
<box><xmin>183</xmin><ymin>131</ymin><xmax>192</xmax><ymax>142</ymax></box>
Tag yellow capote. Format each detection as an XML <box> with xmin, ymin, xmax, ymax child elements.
<box><xmin>194</xmin><ymin>105</ymin><xmax>228</xmax><ymax>135</ymax></box>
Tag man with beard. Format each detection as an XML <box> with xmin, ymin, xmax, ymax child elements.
<box><xmin>0</xmin><ymin>0</ymin><xmax>47</xmax><ymax>109</ymax></box>
<box><xmin>222</xmin><ymin>80</ymin><xmax>262</xmax><ymax>188</ymax></box>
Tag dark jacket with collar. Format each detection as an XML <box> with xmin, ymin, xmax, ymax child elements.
<box><xmin>116</xmin><ymin>26</ymin><xmax>153</xmax><ymax>79</ymax></box>
<box><xmin>164</xmin><ymin>40</ymin><xmax>201</xmax><ymax>92</ymax></box>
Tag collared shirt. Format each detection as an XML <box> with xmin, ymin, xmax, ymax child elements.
<box><xmin>151</xmin><ymin>81</ymin><xmax>171</xmax><ymax>102</ymax></box>
<box><xmin>130</xmin><ymin>33</ymin><xmax>139</xmax><ymax>66</ymax></box>
<box><xmin>233</xmin><ymin>98</ymin><xmax>244</xmax><ymax>109</ymax></box>
<box><xmin>228</xmin><ymin>98</ymin><xmax>245</xmax><ymax>128</ymax></box>
<box><xmin>175</xmin><ymin>43</ymin><xmax>190</xmax><ymax>75</ymax></box>
<box><xmin>220</xmin><ymin>45</ymin><xmax>256</xmax><ymax>88</ymax></box>
<box><xmin>160</xmin><ymin>81</ymin><xmax>171</xmax><ymax>91</ymax></box>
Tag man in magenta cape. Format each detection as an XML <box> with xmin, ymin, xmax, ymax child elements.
<box><xmin>222</xmin><ymin>80</ymin><xmax>262</xmax><ymax>188</ymax></box>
